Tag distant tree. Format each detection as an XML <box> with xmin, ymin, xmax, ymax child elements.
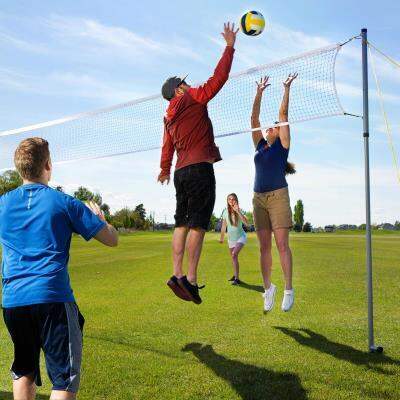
<box><xmin>208</xmin><ymin>213</ymin><xmax>219</xmax><ymax>231</ymax></box>
<box><xmin>358</xmin><ymin>224</ymin><xmax>366</xmax><ymax>230</ymax></box>
<box><xmin>302</xmin><ymin>222</ymin><xmax>312</xmax><ymax>232</ymax></box>
<box><xmin>0</xmin><ymin>170</ymin><xmax>22</xmax><ymax>195</ymax></box>
<box><xmin>55</xmin><ymin>186</ymin><xmax>64</xmax><ymax>192</ymax></box>
<box><xmin>134</xmin><ymin>204</ymin><xmax>146</xmax><ymax>221</ymax></box>
<box><xmin>73</xmin><ymin>186</ymin><xmax>102</xmax><ymax>205</ymax></box>
<box><xmin>293</xmin><ymin>200</ymin><xmax>304</xmax><ymax>232</ymax></box>
<box><xmin>394</xmin><ymin>221</ymin><xmax>400</xmax><ymax>231</ymax></box>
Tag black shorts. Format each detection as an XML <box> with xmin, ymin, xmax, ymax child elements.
<box><xmin>174</xmin><ymin>162</ymin><xmax>216</xmax><ymax>230</ymax></box>
<box><xmin>3</xmin><ymin>302</ymin><xmax>84</xmax><ymax>393</ymax></box>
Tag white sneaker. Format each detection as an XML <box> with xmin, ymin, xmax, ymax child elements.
<box><xmin>262</xmin><ymin>283</ymin><xmax>277</xmax><ymax>313</ymax></box>
<box><xmin>281</xmin><ymin>289</ymin><xmax>294</xmax><ymax>312</ymax></box>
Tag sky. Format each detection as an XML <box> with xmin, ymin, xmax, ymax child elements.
<box><xmin>0</xmin><ymin>0</ymin><xmax>399</xmax><ymax>226</ymax></box>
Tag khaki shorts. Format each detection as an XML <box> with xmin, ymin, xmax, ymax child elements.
<box><xmin>253</xmin><ymin>187</ymin><xmax>293</xmax><ymax>231</ymax></box>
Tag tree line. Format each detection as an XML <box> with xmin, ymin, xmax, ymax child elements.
<box><xmin>1</xmin><ymin>171</ymin><xmax>399</xmax><ymax>231</ymax></box>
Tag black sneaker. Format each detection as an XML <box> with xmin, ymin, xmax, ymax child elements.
<box><xmin>177</xmin><ymin>276</ymin><xmax>204</xmax><ymax>304</ymax></box>
<box><xmin>231</xmin><ymin>278</ymin><xmax>242</xmax><ymax>286</ymax></box>
<box><xmin>167</xmin><ymin>276</ymin><xmax>191</xmax><ymax>301</ymax></box>
<box><xmin>228</xmin><ymin>276</ymin><xmax>235</xmax><ymax>282</ymax></box>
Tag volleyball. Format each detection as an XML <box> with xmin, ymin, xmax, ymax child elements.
<box><xmin>240</xmin><ymin>11</ymin><xmax>265</xmax><ymax>36</ymax></box>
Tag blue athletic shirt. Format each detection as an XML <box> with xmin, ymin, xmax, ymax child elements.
<box><xmin>254</xmin><ymin>137</ymin><xmax>289</xmax><ymax>193</ymax></box>
<box><xmin>0</xmin><ymin>183</ymin><xmax>106</xmax><ymax>308</ymax></box>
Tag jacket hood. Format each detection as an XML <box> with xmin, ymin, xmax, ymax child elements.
<box><xmin>165</xmin><ymin>93</ymin><xmax>187</xmax><ymax>122</ymax></box>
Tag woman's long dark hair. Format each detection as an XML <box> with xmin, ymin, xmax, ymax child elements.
<box><xmin>285</xmin><ymin>161</ymin><xmax>296</xmax><ymax>175</ymax></box>
<box><xmin>227</xmin><ymin>193</ymin><xmax>239</xmax><ymax>227</ymax></box>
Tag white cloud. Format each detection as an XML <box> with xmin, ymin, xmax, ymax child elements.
<box><xmin>0</xmin><ymin>67</ymin><xmax>141</xmax><ymax>104</ymax></box>
<box><xmin>45</xmin><ymin>14</ymin><xmax>203</xmax><ymax>63</ymax></box>
<box><xmin>0</xmin><ymin>29</ymin><xmax>48</xmax><ymax>54</ymax></box>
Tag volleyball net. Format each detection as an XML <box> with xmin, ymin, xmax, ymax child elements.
<box><xmin>0</xmin><ymin>43</ymin><xmax>345</xmax><ymax>170</ymax></box>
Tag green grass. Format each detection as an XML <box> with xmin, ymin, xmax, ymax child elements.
<box><xmin>1</xmin><ymin>232</ymin><xmax>399</xmax><ymax>399</ymax></box>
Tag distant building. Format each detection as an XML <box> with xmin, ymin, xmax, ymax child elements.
<box><xmin>337</xmin><ymin>224</ymin><xmax>357</xmax><ymax>230</ymax></box>
<box><xmin>378</xmin><ymin>223</ymin><xmax>396</xmax><ymax>231</ymax></box>
<box><xmin>324</xmin><ymin>225</ymin><xmax>335</xmax><ymax>233</ymax></box>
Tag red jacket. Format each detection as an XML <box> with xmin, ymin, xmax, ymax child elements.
<box><xmin>160</xmin><ymin>46</ymin><xmax>235</xmax><ymax>176</ymax></box>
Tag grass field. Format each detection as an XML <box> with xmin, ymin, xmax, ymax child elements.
<box><xmin>0</xmin><ymin>232</ymin><xmax>399</xmax><ymax>399</ymax></box>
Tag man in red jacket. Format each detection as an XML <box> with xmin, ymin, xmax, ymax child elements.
<box><xmin>158</xmin><ymin>22</ymin><xmax>238</xmax><ymax>304</ymax></box>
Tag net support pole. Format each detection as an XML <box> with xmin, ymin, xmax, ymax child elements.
<box><xmin>361</xmin><ymin>28</ymin><xmax>382</xmax><ymax>354</ymax></box>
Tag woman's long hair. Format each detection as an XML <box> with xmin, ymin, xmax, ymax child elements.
<box><xmin>227</xmin><ymin>193</ymin><xmax>239</xmax><ymax>227</ymax></box>
<box><xmin>285</xmin><ymin>161</ymin><xmax>296</xmax><ymax>175</ymax></box>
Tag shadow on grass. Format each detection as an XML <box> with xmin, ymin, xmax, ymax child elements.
<box><xmin>182</xmin><ymin>343</ymin><xmax>307</xmax><ymax>400</ymax></box>
<box><xmin>236</xmin><ymin>281</ymin><xmax>264</xmax><ymax>293</ymax></box>
<box><xmin>0</xmin><ymin>392</ymin><xmax>49</xmax><ymax>399</ymax></box>
<box><xmin>274</xmin><ymin>327</ymin><xmax>400</xmax><ymax>375</ymax></box>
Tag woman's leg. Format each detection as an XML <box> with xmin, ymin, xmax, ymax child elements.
<box><xmin>256</xmin><ymin>229</ymin><xmax>273</xmax><ymax>289</ymax></box>
<box><xmin>230</xmin><ymin>243</ymin><xmax>244</xmax><ymax>279</ymax></box>
<box><xmin>273</xmin><ymin>228</ymin><xmax>292</xmax><ymax>290</ymax></box>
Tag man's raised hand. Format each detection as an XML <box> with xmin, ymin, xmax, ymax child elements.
<box><xmin>221</xmin><ymin>22</ymin><xmax>239</xmax><ymax>47</ymax></box>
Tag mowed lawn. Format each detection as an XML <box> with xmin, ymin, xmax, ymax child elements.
<box><xmin>0</xmin><ymin>232</ymin><xmax>399</xmax><ymax>400</ymax></box>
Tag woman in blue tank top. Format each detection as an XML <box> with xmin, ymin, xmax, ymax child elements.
<box><xmin>251</xmin><ymin>73</ymin><xmax>297</xmax><ymax>314</ymax></box>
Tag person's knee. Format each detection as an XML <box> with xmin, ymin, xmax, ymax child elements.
<box><xmin>276</xmin><ymin>239</ymin><xmax>289</xmax><ymax>254</ymax></box>
<box><xmin>259</xmin><ymin>242</ymin><xmax>271</xmax><ymax>254</ymax></box>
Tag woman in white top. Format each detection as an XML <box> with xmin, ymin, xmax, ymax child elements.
<box><xmin>219</xmin><ymin>193</ymin><xmax>249</xmax><ymax>285</ymax></box>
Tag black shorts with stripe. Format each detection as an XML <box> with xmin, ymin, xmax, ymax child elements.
<box><xmin>3</xmin><ymin>302</ymin><xmax>84</xmax><ymax>393</ymax></box>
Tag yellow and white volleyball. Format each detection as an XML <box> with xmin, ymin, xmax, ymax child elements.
<box><xmin>240</xmin><ymin>11</ymin><xmax>265</xmax><ymax>36</ymax></box>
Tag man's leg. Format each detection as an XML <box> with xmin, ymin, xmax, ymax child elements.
<box><xmin>273</xmin><ymin>228</ymin><xmax>292</xmax><ymax>290</ymax></box>
<box><xmin>186</xmin><ymin>228</ymin><xmax>206</xmax><ymax>284</ymax></box>
<box><xmin>13</xmin><ymin>374</ymin><xmax>36</xmax><ymax>400</ymax></box>
<box><xmin>172</xmin><ymin>226</ymin><xmax>189</xmax><ymax>278</ymax></box>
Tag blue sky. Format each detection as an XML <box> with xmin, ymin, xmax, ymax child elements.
<box><xmin>0</xmin><ymin>0</ymin><xmax>399</xmax><ymax>225</ymax></box>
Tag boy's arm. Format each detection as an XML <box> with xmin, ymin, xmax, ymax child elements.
<box><xmin>86</xmin><ymin>201</ymin><xmax>119</xmax><ymax>247</ymax></box>
<box><xmin>188</xmin><ymin>23</ymin><xmax>238</xmax><ymax>104</ymax></box>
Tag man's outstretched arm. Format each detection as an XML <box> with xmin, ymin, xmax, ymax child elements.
<box><xmin>188</xmin><ymin>22</ymin><xmax>238</xmax><ymax>105</ymax></box>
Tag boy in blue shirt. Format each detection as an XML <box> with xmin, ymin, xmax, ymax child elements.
<box><xmin>0</xmin><ymin>137</ymin><xmax>118</xmax><ymax>400</ymax></box>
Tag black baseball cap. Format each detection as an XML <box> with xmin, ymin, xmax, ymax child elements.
<box><xmin>161</xmin><ymin>74</ymin><xmax>188</xmax><ymax>101</ymax></box>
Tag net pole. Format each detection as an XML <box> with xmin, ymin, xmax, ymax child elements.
<box><xmin>361</xmin><ymin>28</ymin><xmax>382</xmax><ymax>354</ymax></box>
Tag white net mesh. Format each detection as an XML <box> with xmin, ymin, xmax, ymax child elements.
<box><xmin>0</xmin><ymin>44</ymin><xmax>344</xmax><ymax>170</ymax></box>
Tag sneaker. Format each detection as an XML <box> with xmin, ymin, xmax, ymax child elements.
<box><xmin>228</xmin><ymin>276</ymin><xmax>235</xmax><ymax>282</ymax></box>
<box><xmin>231</xmin><ymin>279</ymin><xmax>241</xmax><ymax>286</ymax></box>
<box><xmin>262</xmin><ymin>283</ymin><xmax>277</xmax><ymax>313</ymax></box>
<box><xmin>281</xmin><ymin>289</ymin><xmax>294</xmax><ymax>312</ymax></box>
<box><xmin>177</xmin><ymin>276</ymin><xmax>204</xmax><ymax>304</ymax></box>
<box><xmin>167</xmin><ymin>276</ymin><xmax>191</xmax><ymax>301</ymax></box>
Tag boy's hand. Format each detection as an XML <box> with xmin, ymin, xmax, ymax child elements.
<box><xmin>86</xmin><ymin>201</ymin><xmax>106</xmax><ymax>222</ymax></box>
<box><xmin>221</xmin><ymin>22</ymin><xmax>239</xmax><ymax>47</ymax></box>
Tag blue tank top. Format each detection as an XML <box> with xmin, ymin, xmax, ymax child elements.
<box><xmin>254</xmin><ymin>137</ymin><xmax>289</xmax><ymax>193</ymax></box>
